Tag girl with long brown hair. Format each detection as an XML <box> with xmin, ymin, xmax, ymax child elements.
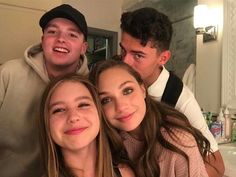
<box><xmin>90</xmin><ymin>60</ymin><xmax>214</xmax><ymax>177</ymax></box>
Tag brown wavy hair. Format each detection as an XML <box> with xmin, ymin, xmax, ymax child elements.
<box><xmin>120</xmin><ymin>7</ymin><xmax>172</xmax><ymax>51</ymax></box>
<box><xmin>89</xmin><ymin>60</ymin><xmax>213</xmax><ymax>177</ymax></box>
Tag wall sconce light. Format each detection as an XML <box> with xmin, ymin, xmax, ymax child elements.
<box><xmin>194</xmin><ymin>4</ymin><xmax>217</xmax><ymax>42</ymax></box>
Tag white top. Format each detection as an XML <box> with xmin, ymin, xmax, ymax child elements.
<box><xmin>182</xmin><ymin>63</ymin><xmax>196</xmax><ymax>95</ymax></box>
<box><xmin>148</xmin><ymin>67</ymin><xmax>218</xmax><ymax>152</ymax></box>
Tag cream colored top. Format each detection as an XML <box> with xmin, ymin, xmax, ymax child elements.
<box><xmin>121</xmin><ymin>128</ymin><xmax>209</xmax><ymax>177</ymax></box>
<box><xmin>148</xmin><ymin>67</ymin><xmax>218</xmax><ymax>152</ymax></box>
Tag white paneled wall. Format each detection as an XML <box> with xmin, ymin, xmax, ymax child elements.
<box><xmin>222</xmin><ymin>0</ymin><xmax>236</xmax><ymax>112</ymax></box>
<box><xmin>196</xmin><ymin>0</ymin><xmax>223</xmax><ymax>113</ymax></box>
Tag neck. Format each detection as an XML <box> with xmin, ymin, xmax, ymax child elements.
<box><xmin>129</xmin><ymin>127</ymin><xmax>144</xmax><ymax>141</ymax></box>
<box><xmin>145</xmin><ymin>66</ymin><xmax>163</xmax><ymax>87</ymax></box>
<box><xmin>46</xmin><ymin>62</ymin><xmax>79</xmax><ymax>80</ymax></box>
<box><xmin>62</xmin><ymin>141</ymin><xmax>97</xmax><ymax>177</ymax></box>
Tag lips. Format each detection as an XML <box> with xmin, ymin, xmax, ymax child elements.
<box><xmin>64</xmin><ymin>127</ymin><xmax>87</xmax><ymax>135</ymax></box>
<box><xmin>116</xmin><ymin>112</ymin><xmax>134</xmax><ymax>122</ymax></box>
<box><xmin>53</xmin><ymin>47</ymin><xmax>70</xmax><ymax>53</ymax></box>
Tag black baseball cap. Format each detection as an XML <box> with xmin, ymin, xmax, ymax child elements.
<box><xmin>39</xmin><ymin>4</ymin><xmax>88</xmax><ymax>40</ymax></box>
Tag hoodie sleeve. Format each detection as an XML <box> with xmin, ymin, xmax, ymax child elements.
<box><xmin>0</xmin><ymin>64</ymin><xmax>9</xmax><ymax>108</ymax></box>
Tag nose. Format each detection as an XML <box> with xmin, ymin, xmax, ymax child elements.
<box><xmin>57</xmin><ymin>32</ymin><xmax>66</xmax><ymax>43</ymax></box>
<box><xmin>67</xmin><ymin>109</ymin><xmax>80</xmax><ymax>123</ymax></box>
<box><xmin>122</xmin><ymin>53</ymin><xmax>133</xmax><ymax>66</ymax></box>
<box><xmin>114</xmin><ymin>97</ymin><xmax>129</xmax><ymax>113</ymax></box>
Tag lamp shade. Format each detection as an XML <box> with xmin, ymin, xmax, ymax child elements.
<box><xmin>194</xmin><ymin>4</ymin><xmax>208</xmax><ymax>28</ymax></box>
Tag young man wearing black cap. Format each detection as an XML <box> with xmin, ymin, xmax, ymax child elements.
<box><xmin>0</xmin><ymin>4</ymin><xmax>88</xmax><ymax>177</ymax></box>
<box><xmin>120</xmin><ymin>7</ymin><xmax>224</xmax><ymax>177</ymax></box>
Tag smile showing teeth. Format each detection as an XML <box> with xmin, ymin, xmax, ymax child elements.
<box><xmin>53</xmin><ymin>47</ymin><xmax>69</xmax><ymax>53</ymax></box>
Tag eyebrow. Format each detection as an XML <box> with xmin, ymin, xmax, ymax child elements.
<box><xmin>49</xmin><ymin>96</ymin><xmax>93</xmax><ymax>109</ymax></box>
<box><xmin>45</xmin><ymin>24</ymin><xmax>81</xmax><ymax>33</ymax></box>
<box><xmin>119</xmin><ymin>42</ymin><xmax>146</xmax><ymax>55</ymax></box>
<box><xmin>99</xmin><ymin>80</ymin><xmax>134</xmax><ymax>96</ymax></box>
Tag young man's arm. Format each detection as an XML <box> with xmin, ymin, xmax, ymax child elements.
<box><xmin>0</xmin><ymin>64</ymin><xmax>6</xmax><ymax>108</ymax></box>
<box><xmin>205</xmin><ymin>150</ymin><xmax>225</xmax><ymax>177</ymax></box>
<box><xmin>176</xmin><ymin>87</ymin><xmax>225</xmax><ymax>176</ymax></box>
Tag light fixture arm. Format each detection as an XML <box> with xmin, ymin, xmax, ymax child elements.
<box><xmin>194</xmin><ymin>4</ymin><xmax>218</xmax><ymax>42</ymax></box>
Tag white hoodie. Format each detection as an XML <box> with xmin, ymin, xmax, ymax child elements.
<box><xmin>0</xmin><ymin>43</ymin><xmax>89</xmax><ymax>177</ymax></box>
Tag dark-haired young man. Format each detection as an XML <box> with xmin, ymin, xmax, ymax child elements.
<box><xmin>0</xmin><ymin>4</ymin><xmax>88</xmax><ymax>177</ymax></box>
<box><xmin>120</xmin><ymin>7</ymin><xmax>224</xmax><ymax>177</ymax></box>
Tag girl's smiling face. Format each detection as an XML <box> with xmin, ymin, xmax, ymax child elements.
<box><xmin>48</xmin><ymin>81</ymin><xmax>100</xmax><ymax>152</ymax></box>
<box><xmin>97</xmin><ymin>67</ymin><xmax>146</xmax><ymax>137</ymax></box>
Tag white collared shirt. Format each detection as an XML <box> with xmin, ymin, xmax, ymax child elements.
<box><xmin>148</xmin><ymin>67</ymin><xmax>218</xmax><ymax>152</ymax></box>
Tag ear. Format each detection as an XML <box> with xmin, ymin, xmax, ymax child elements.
<box><xmin>41</xmin><ymin>35</ymin><xmax>44</xmax><ymax>43</ymax></box>
<box><xmin>159</xmin><ymin>50</ymin><xmax>171</xmax><ymax>65</ymax></box>
<box><xmin>140</xmin><ymin>83</ymin><xmax>146</xmax><ymax>99</ymax></box>
<box><xmin>41</xmin><ymin>35</ymin><xmax>45</xmax><ymax>49</ymax></box>
<box><xmin>81</xmin><ymin>41</ymin><xmax>88</xmax><ymax>55</ymax></box>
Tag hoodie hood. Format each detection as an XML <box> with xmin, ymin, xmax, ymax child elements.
<box><xmin>24</xmin><ymin>43</ymin><xmax>89</xmax><ymax>83</ymax></box>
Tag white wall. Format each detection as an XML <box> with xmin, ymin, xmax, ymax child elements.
<box><xmin>122</xmin><ymin>0</ymin><xmax>140</xmax><ymax>10</ymax></box>
<box><xmin>63</xmin><ymin>0</ymin><xmax>123</xmax><ymax>53</ymax></box>
<box><xmin>196</xmin><ymin>0</ymin><xmax>223</xmax><ymax>113</ymax></box>
<box><xmin>0</xmin><ymin>0</ymin><xmax>123</xmax><ymax>64</ymax></box>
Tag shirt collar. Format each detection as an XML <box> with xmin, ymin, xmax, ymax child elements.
<box><xmin>147</xmin><ymin>66</ymin><xmax>170</xmax><ymax>101</ymax></box>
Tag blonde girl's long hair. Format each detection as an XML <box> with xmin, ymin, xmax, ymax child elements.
<box><xmin>38</xmin><ymin>74</ymin><xmax>117</xmax><ymax>177</ymax></box>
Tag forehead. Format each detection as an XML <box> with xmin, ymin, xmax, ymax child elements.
<box><xmin>46</xmin><ymin>18</ymin><xmax>80</xmax><ymax>31</ymax></box>
<box><xmin>103</xmin><ymin>66</ymin><xmax>130</xmax><ymax>75</ymax></box>
<box><xmin>51</xmin><ymin>81</ymin><xmax>91</xmax><ymax>98</ymax></box>
<box><xmin>121</xmin><ymin>32</ymin><xmax>142</xmax><ymax>47</ymax></box>
<box><xmin>99</xmin><ymin>67</ymin><xmax>136</xmax><ymax>85</ymax></box>
<box><xmin>121</xmin><ymin>32</ymin><xmax>158</xmax><ymax>52</ymax></box>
